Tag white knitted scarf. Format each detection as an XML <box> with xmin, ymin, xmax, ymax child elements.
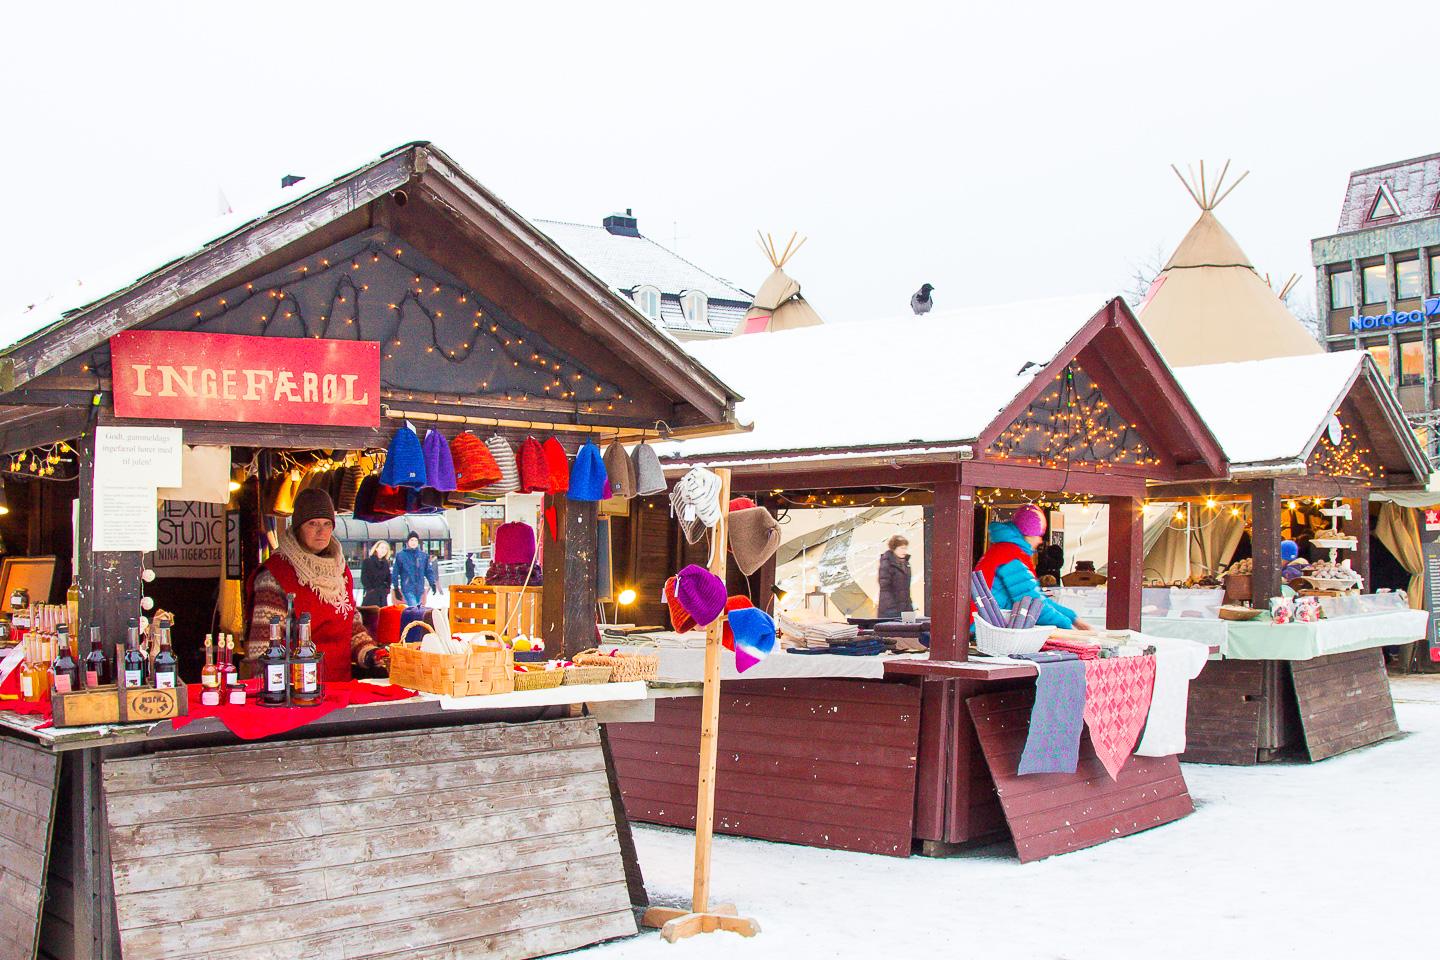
<box><xmin>276</xmin><ymin>528</ymin><xmax>352</xmax><ymax>612</ymax></box>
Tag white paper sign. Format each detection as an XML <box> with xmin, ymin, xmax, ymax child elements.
<box><xmin>92</xmin><ymin>486</ymin><xmax>159</xmax><ymax>552</ymax></box>
<box><xmin>95</xmin><ymin>427</ymin><xmax>183</xmax><ymax>488</ymax></box>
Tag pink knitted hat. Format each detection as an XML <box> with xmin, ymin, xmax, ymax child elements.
<box><xmin>1012</xmin><ymin>504</ymin><xmax>1047</xmax><ymax>538</ymax></box>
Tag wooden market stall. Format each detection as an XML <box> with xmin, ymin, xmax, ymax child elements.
<box><xmin>1141</xmin><ymin>351</ymin><xmax>1431</xmax><ymax>764</ymax></box>
<box><xmin>606</xmin><ymin>295</ymin><xmax>1233</xmax><ymax>862</ymax></box>
<box><xmin>0</xmin><ymin>142</ymin><xmax>745</xmax><ymax>960</ymax></box>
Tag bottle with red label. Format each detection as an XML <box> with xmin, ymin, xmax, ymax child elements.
<box><xmin>51</xmin><ymin>624</ymin><xmax>80</xmax><ymax>694</ymax></box>
<box><xmin>84</xmin><ymin>626</ymin><xmax>110</xmax><ymax>688</ymax></box>
<box><xmin>290</xmin><ymin>614</ymin><xmax>321</xmax><ymax>706</ymax></box>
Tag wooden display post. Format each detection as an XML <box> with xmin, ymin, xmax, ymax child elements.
<box><xmin>641</xmin><ymin>468</ymin><xmax>761</xmax><ymax>942</ymax></box>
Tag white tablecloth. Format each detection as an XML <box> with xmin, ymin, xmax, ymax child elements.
<box><xmin>1141</xmin><ymin>610</ymin><xmax>1428</xmax><ymax>660</ymax></box>
<box><xmin>607</xmin><ymin>642</ymin><xmax>896</xmax><ymax>683</ymax></box>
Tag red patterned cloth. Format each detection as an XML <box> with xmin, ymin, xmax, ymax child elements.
<box><xmin>170</xmin><ymin>679</ymin><xmax>415</xmax><ymax>740</ymax></box>
<box><xmin>1082</xmin><ymin>655</ymin><xmax>1157</xmax><ymax>780</ymax></box>
<box><xmin>1043</xmin><ymin>638</ymin><xmax>1101</xmax><ymax>660</ymax></box>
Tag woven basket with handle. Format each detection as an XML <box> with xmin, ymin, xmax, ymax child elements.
<box><xmin>513</xmin><ymin>668</ymin><xmax>565</xmax><ymax>692</ymax></box>
<box><xmin>571</xmin><ymin>648</ymin><xmax>659</xmax><ymax>683</ymax></box>
<box><xmin>387</xmin><ymin>624</ymin><xmax>514</xmax><ymax>697</ymax></box>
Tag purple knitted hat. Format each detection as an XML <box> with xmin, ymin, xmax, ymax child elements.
<box><xmin>1012</xmin><ymin>504</ymin><xmax>1047</xmax><ymax>538</ymax></box>
<box><xmin>421</xmin><ymin>430</ymin><xmax>457</xmax><ymax>492</ymax></box>
<box><xmin>674</xmin><ymin>564</ymin><xmax>727</xmax><ymax>627</ymax></box>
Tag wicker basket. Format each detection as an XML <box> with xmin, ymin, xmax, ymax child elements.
<box><xmin>571</xmin><ymin>648</ymin><xmax>660</xmax><ymax>683</ymax></box>
<box><xmin>387</xmin><ymin>638</ymin><xmax>515</xmax><ymax>697</ymax></box>
<box><xmin>973</xmin><ymin>615</ymin><xmax>1052</xmax><ymax>657</ymax></box>
<box><xmin>1219</xmin><ymin>604</ymin><xmax>1263</xmax><ymax>621</ymax></box>
<box><xmin>562</xmin><ymin>665</ymin><xmax>613</xmax><ymax>685</ymax></box>
<box><xmin>514</xmin><ymin>668</ymin><xmax>566</xmax><ymax>692</ymax></box>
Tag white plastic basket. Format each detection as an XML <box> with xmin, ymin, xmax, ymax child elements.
<box><xmin>973</xmin><ymin>614</ymin><xmax>1052</xmax><ymax>657</ymax></box>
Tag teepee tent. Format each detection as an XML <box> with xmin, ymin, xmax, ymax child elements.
<box><xmin>733</xmin><ymin>231</ymin><xmax>824</xmax><ymax>335</ymax></box>
<box><xmin>1139</xmin><ymin>161</ymin><xmax>1322</xmax><ymax>366</ymax></box>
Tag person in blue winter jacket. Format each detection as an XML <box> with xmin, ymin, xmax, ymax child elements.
<box><xmin>391</xmin><ymin>532</ymin><xmax>437</xmax><ymax>607</ymax></box>
<box><xmin>974</xmin><ymin>505</ymin><xmax>1094</xmax><ymax>631</ymax></box>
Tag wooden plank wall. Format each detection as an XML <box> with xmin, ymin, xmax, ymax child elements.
<box><xmin>1291</xmin><ymin>648</ymin><xmax>1399</xmax><ymax>761</ymax></box>
<box><xmin>966</xmin><ymin>688</ymin><xmax>1194</xmax><ymax>863</ymax></box>
<box><xmin>0</xmin><ymin>737</ymin><xmax>60</xmax><ymax>960</ymax></box>
<box><xmin>1179</xmin><ymin>658</ymin><xmax>1265</xmax><ymax>765</ymax></box>
<box><xmin>100</xmin><ymin>718</ymin><xmax>637</xmax><ymax>960</ymax></box>
<box><xmin>608</xmin><ymin>679</ymin><xmax>921</xmax><ymax>857</ymax></box>
<box><xmin>912</xmin><ymin>678</ymin><xmax>1017</xmax><ymax>848</ymax></box>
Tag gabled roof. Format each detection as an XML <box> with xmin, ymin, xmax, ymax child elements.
<box><xmin>0</xmin><ymin>142</ymin><xmax>744</xmax><ymax>431</ymax></box>
<box><xmin>1174</xmin><ymin>351</ymin><xmax>1429</xmax><ymax>481</ymax></box>
<box><xmin>1335</xmin><ymin>152</ymin><xmax>1440</xmax><ymax>233</ymax></box>
<box><xmin>530</xmin><ymin>220</ymin><xmax>751</xmax><ymax>304</ymax></box>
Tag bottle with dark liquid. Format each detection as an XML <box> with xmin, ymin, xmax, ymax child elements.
<box><xmin>121</xmin><ymin>618</ymin><xmax>146</xmax><ymax>689</ymax></box>
<box><xmin>84</xmin><ymin>626</ymin><xmax>110</xmax><ymax>688</ymax></box>
<box><xmin>152</xmin><ymin>623</ymin><xmax>177</xmax><ymax>689</ymax></box>
<box><xmin>261</xmin><ymin>616</ymin><xmax>289</xmax><ymax>706</ymax></box>
<box><xmin>51</xmin><ymin>625</ymin><xmax>80</xmax><ymax>694</ymax></box>
<box><xmin>290</xmin><ymin>614</ymin><xmax>321</xmax><ymax>706</ymax></box>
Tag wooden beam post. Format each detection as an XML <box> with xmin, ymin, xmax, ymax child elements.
<box><xmin>929</xmin><ymin>482</ymin><xmax>975</xmax><ymax>661</ymax></box>
<box><xmin>75</xmin><ymin>428</ymin><xmax>143</xmax><ymax>651</ymax></box>
<box><xmin>1354</xmin><ymin>490</ymin><xmax>1371</xmax><ymax>589</ymax></box>
<box><xmin>1106</xmin><ymin>496</ymin><xmax>1144</xmax><ymax>630</ymax></box>
<box><xmin>1251</xmin><ymin>479</ymin><xmax>1282</xmax><ymax>605</ymax></box>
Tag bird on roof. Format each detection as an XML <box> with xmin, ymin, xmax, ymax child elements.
<box><xmin>910</xmin><ymin>283</ymin><xmax>934</xmax><ymax>315</ymax></box>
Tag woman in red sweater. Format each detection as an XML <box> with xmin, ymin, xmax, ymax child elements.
<box><xmin>246</xmin><ymin>488</ymin><xmax>385</xmax><ymax>682</ymax></box>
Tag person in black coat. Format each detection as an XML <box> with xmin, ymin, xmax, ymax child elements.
<box><xmin>464</xmin><ymin>552</ymin><xmax>476</xmax><ymax>583</ymax></box>
<box><xmin>877</xmin><ymin>535</ymin><xmax>915</xmax><ymax>619</ymax></box>
<box><xmin>360</xmin><ymin>540</ymin><xmax>393</xmax><ymax>607</ymax></box>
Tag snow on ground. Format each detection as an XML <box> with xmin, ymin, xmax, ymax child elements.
<box><xmin>577</xmin><ymin>675</ymin><xmax>1440</xmax><ymax>960</ymax></box>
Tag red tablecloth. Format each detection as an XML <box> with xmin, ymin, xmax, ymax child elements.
<box><xmin>170</xmin><ymin>679</ymin><xmax>416</xmax><ymax>740</ymax></box>
<box><xmin>0</xmin><ymin>695</ymin><xmax>53</xmax><ymax>728</ymax></box>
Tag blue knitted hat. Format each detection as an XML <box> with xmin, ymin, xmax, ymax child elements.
<box><xmin>727</xmin><ymin>606</ymin><xmax>777</xmax><ymax>673</ymax></box>
<box><xmin>421</xmin><ymin>429</ymin><xmax>457</xmax><ymax>492</ymax></box>
<box><xmin>567</xmin><ymin>440</ymin><xmax>609</xmax><ymax>501</ymax></box>
<box><xmin>380</xmin><ymin>424</ymin><xmax>427</xmax><ymax>488</ymax></box>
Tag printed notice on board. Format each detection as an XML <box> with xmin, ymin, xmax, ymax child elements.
<box><xmin>95</xmin><ymin>426</ymin><xmax>183</xmax><ymax>488</ymax></box>
<box><xmin>93</xmin><ymin>487</ymin><xmax>158</xmax><ymax>552</ymax></box>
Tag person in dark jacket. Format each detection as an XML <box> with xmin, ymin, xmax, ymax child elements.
<box><xmin>392</xmin><ymin>532</ymin><xmax>437</xmax><ymax>607</ymax></box>
<box><xmin>464</xmin><ymin>552</ymin><xmax>477</xmax><ymax>583</ymax></box>
<box><xmin>877</xmin><ymin>535</ymin><xmax>915</xmax><ymax>619</ymax></box>
<box><xmin>360</xmin><ymin>540</ymin><xmax>393</xmax><ymax>607</ymax></box>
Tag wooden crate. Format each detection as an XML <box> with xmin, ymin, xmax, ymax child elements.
<box><xmin>450</xmin><ymin>584</ymin><xmax>542</xmax><ymax>642</ymax></box>
<box><xmin>387</xmin><ymin>641</ymin><xmax>514</xmax><ymax>697</ymax></box>
<box><xmin>51</xmin><ymin>681</ymin><xmax>189</xmax><ymax>727</ymax></box>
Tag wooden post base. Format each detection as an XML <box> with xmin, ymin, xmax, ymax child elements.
<box><xmin>642</xmin><ymin>904</ymin><xmax>760</xmax><ymax>942</ymax></box>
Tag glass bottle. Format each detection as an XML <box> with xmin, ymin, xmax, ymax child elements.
<box><xmin>201</xmin><ymin>634</ymin><xmax>219</xmax><ymax>691</ymax></box>
<box><xmin>290</xmin><ymin>614</ymin><xmax>321</xmax><ymax>706</ymax></box>
<box><xmin>52</xmin><ymin>625</ymin><xmax>80</xmax><ymax>694</ymax></box>
<box><xmin>152</xmin><ymin>624</ymin><xmax>177</xmax><ymax>690</ymax></box>
<box><xmin>222</xmin><ymin>634</ymin><xmax>238</xmax><ymax>688</ymax></box>
<box><xmin>121</xmin><ymin>618</ymin><xmax>146</xmax><ymax>689</ymax></box>
<box><xmin>84</xmin><ymin>626</ymin><xmax>110</xmax><ymax>688</ymax></box>
<box><xmin>66</xmin><ymin>583</ymin><xmax>80</xmax><ymax>652</ymax></box>
<box><xmin>261</xmin><ymin>616</ymin><xmax>289</xmax><ymax>706</ymax></box>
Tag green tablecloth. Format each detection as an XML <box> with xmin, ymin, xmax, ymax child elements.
<box><xmin>1140</xmin><ymin>610</ymin><xmax>1428</xmax><ymax>661</ymax></box>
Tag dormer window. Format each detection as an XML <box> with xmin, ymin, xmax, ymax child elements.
<box><xmin>681</xmin><ymin>289</ymin><xmax>709</xmax><ymax>327</ymax></box>
<box><xmin>632</xmin><ymin>285</ymin><xmax>661</xmax><ymax>320</ymax></box>
<box><xmin>1367</xmin><ymin>183</ymin><xmax>1400</xmax><ymax>221</ymax></box>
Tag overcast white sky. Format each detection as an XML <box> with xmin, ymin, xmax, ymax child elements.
<box><xmin>2</xmin><ymin>1</ymin><xmax>1436</xmax><ymax>328</ymax></box>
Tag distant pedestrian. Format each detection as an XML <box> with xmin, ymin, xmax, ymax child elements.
<box><xmin>465</xmin><ymin>552</ymin><xmax>477</xmax><ymax>582</ymax></box>
<box><xmin>877</xmin><ymin>535</ymin><xmax>915</xmax><ymax>619</ymax></box>
<box><xmin>360</xmin><ymin>540</ymin><xmax>392</xmax><ymax>607</ymax></box>
<box><xmin>391</xmin><ymin>533</ymin><xmax>436</xmax><ymax>607</ymax></box>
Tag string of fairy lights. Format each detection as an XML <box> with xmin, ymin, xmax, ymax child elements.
<box><xmin>5</xmin><ymin>442</ymin><xmax>78</xmax><ymax>480</ymax></box>
<box><xmin>1306</xmin><ymin>417</ymin><xmax>1381</xmax><ymax>483</ymax></box>
<box><xmin>167</xmin><ymin>240</ymin><xmax>630</xmax><ymax>414</ymax></box>
<box><xmin>988</xmin><ymin>363</ymin><xmax>1159</xmax><ymax>470</ymax></box>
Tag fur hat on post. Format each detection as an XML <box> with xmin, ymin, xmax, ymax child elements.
<box><xmin>421</xmin><ymin>430</ymin><xmax>457</xmax><ymax>493</ymax></box>
<box><xmin>631</xmin><ymin>441</ymin><xmax>667</xmax><ymax>496</ymax></box>
<box><xmin>727</xmin><ymin>501</ymin><xmax>781</xmax><ymax>576</ymax></box>
<box><xmin>567</xmin><ymin>440</ymin><xmax>608</xmax><ymax>502</ymax></box>
<box><xmin>380</xmin><ymin>424</ymin><xmax>427</xmax><ymax>488</ymax></box>
<box><xmin>518</xmin><ymin>438</ymin><xmax>551</xmax><ymax>494</ymax></box>
<box><xmin>674</xmin><ymin>564</ymin><xmax>727</xmax><ymax>627</ymax></box>
<box><xmin>603</xmin><ymin>440</ymin><xmax>636</xmax><ymax>500</ymax></box>
<box><xmin>450</xmin><ymin>431</ymin><xmax>503</xmax><ymax>492</ymax></box>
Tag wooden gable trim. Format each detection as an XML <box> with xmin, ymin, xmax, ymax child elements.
<box><xmin>0</xmin><ymin>152</ymin><xmax>416</xmax><ymax>393</ymax></box>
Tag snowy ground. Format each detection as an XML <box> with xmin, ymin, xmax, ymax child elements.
<box><xmin>577</xmin><ymin>675</ymin><xmax>1440</xmax><ymax>960</ymax></box>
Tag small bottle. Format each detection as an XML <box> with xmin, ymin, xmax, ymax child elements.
<box><xmin>152</xmin><ymin>624</ymin><xmax>177</xmax><ymax>690</ymax></box>
<box><xmin>201</xmin><ymin>634</ymin><xmax>219</xmax><ymax>691</ymax></box>
<box><xmin>84</xmin><ymin>626</ymin><xmax>109</xmax><ymax>688</ymax></box>
<box><xmin>52</xmin><ymin>625</ymin><xmax>80</xmax><ymax>694</ymax></box>
<box><xmin>290</xmin><ymin>614</ymin><xmax>321</xmax><ymax>706</ymax></box>
<box><xmin>261</xmin><ymin>616</ymin><xmax>289</xmax><ymax>706</ymax></box>
<box><xmin>19</xmin><ymin>633</ymin><xmax>37</xmax><ymax>701</ymax></box>
<box><xmin>66</xmin><ymin>584</ymin><xmax>80</xmax><ymax>649</ymax></box>
<box><xmin>121</xmin><ymin>618</ymin><xmax>146</xmax><ymax>689</ymax></box>
<box><xmin>222</xmin><ymin>634</ymin><xmax>239</xmax><ymax>688</ymax></box>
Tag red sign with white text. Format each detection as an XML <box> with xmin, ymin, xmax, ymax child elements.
<box><xmin>111</xmin><ymin>331</ymin><xmax>380</xmax><ymax>427</ymax></box>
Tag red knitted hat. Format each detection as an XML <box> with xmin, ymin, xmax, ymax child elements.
<box><xmin>664</xmin><ymin>576</ymin><xmax>697</xmax><ymax>633</ymax></box>
<box><xmin>450</xmin><ymin>431</ymin><xmax>503</xmax><ymax>492</ymax></box>
<box><xmin>518</xmin><ymin>437</ymin><xmax>551</xmax><ymax>494</ymax></box>
<box><xmin>729</xmin><ymin>496</ymin><xmax>758</xmax><ymax>512</ymax></box>
<box><xmin>371</xmin><ymin>483</ymin><xmax>408</xmax><ymax>517</ymax></box>
<box><xmin>543</xmin><ymin>437</ymin><xmax>570</xmax><ymax>494</ymax></box>
<box><xmin>720</xmin><ymin>595</ymin><xmax>754</xmax><ymax>652</ymax></box>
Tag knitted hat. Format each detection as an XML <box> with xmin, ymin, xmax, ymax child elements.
<box><xmin>351</xmin><ymin>474</ymin><xmax>383</xmax><ymax>522</ymax></box>
<box><xmin>265</xmin><ymin>472</ymin><xmax>299</xmax><ymax>516</ymax></box>
<box><xmin>291</xmin><ymin>488</ymin><xmax>337</xmax><ymax>528</ymax></box>
<box><xmin>371</xmin><ymin>483</ymin><xmax>408</xmax><ymax>518</ymax></box>
<box><xmin>568</xmin><ymin>440</ymin><xmax>608</xmax><ymax>501</ymax></box>
<box><xmin>1012</xmin><ymin>504</ymin><xmax>1047</xmax><ymax>538</ymax></box>
<box><xmin>493</xmin><ymin>521</ymin><xmax>537</xmax><ymax>567</ymax></box>
<box><xmin>728</xmin><ymin>503</ymin><xmax>780</xmax><ymax>576</ymax></box>
<box><xmin>603</xmin><ymin>441</ymin><xmax>636</xmax><ymax>500</ymax></box>
<box><xmin>421</xmin><ymin>430</ymin><xmax>457</xmax><ymax>493</ymax></box>
<box><xmin>518</xmin><ymin>438</ymin><xmax>551</xmax><ymax>493</ymax></box>
<box><xmin>664</xmin><ymin>576</ymin><xmax>696</xmax><ymax>633</ymax></box>
<box><xmin>380</xmin><ymin>425</ymin><xmax>427</xmax><ymax>488</ymax></box>
<box><xmin>450</xmin><ymin>431</ymin><xmax>503</xmax><ymax>492</ymax></box>
<box><xmin>674</xmin><ymin>564</ymin><xmax>726</xmax><ymax>627</ymax></box>
<box><xmin>1281</xmin><ymin>539</ymin><xmax>1299</xmax><ymax>563</ymax></box>
<box><xmin>727</xmin><ymin>607</ymin><xmax>777</xmax><ymax>673</ymax></box>
<box><xmin>631</xmin><ymin>441</ymin><xmax>667</xmax><ymax>497</ymax></box>
<box><xmin>720</xmin><ymin>594</ymin><xmax>755</xmax><ymax>652</ymax></box>
<box><xmin>670</xmin><ymin>467</ymin><xmax>722</xmax><ymax>544</ymax></box>
<box><xmin>542</xmin><ymin>437</ymin><xmax>570</xmax><ymax>494</ymax></box>
<box><xmin>336</xmin><ymin>463</ymin><xmax>363</xmax><ymax>514</ymax></box>
<box><xmin>729</xmin><ymin>496</ymin><xmax>757</xmax><ymax>511</ymax></box>
<box><xmin>477</xmin><ymin>436</ymin><xmax>520</xmax><ymax>497</ymax></box>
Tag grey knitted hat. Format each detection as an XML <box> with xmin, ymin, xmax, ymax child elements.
<box><xmin>631</xmin><ymin>441</ymin><xmax>667</xmax><ymax>497</ymax></box>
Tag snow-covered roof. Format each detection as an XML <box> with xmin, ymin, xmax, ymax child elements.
<box><xmin>1335</xmin><ymin>152</ymin><xmax>1440</xmax><ymax>233</ymax></box>
<box><xmin>665</xmin><ymin>294</ymin><xmax>1111</xmax><ymax>458</ymax></box>
<box><xmin>531</xmin><ymin>220</ymin><xmax>751</xmax><ymax>304</ymax></box>
<box><xmin>1173</xmin><ymin>352</ymin><xmax>1366</xmax><ymax>465</ymax></box>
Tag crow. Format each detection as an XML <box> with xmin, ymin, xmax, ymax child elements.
<box><xmin>910</xmin><ymin>283</ymin><xmax>934</xmax><ymax>315</ymax></box>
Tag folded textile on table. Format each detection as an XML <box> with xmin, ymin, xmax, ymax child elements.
<box><xmin>1042</xmin><ymin>637</ymin><xmax>1100</xmax><ymax>660</ymax></box>
<box><xmin>778</xmin><ymin>609</ymin><xmax>861</xmax><ymax>647</ymax></box>
<box><xmin>1134</xmin><ymin>635</ymin><xmax>1210</xmax><ymax>757</ymax></box>
<box><xmin>1017</xmin><ymin>658</ymin><xmax>1087</xmax><ymax>775</ymax></box>
<box><xmin>1009</xmin><ymin>651</ymin><xmax>1079</xmax><ymax>663</ymax></box>
<box><xmin>1082</xmin><ymin>654</ymin><xmax>1157</xmax><ymax>779</ymax></box>
<box><xmin>874</xmin><ymin>620</ymin><xmax>931</xmax><ymax>636</ymax></box>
